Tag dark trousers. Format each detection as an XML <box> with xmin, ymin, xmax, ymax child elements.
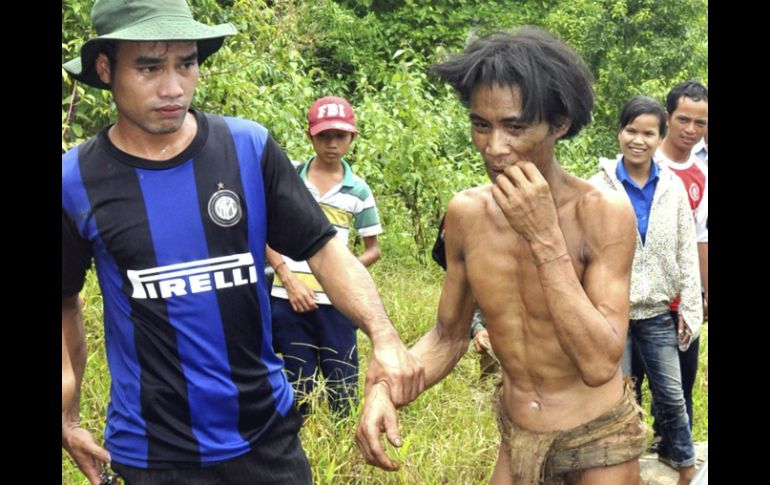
<box><xmin>111</xmin><ymin>407</ymin><xmax>311</xmax><ymax>485</ymax></box>
<box><xmin>271</xmin><ymin>297</ymin><xmax>359</xmax><ymax>417</ymax></box>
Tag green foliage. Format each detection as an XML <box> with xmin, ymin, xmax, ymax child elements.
<box><xmin>62</xmin><ymin>0</ymin><xmax>112</xmax><ymax>151</ymax></box>
<box><xmin>295</xmin><ymin>1</ymin><xmax>389</xmax><ymax>96</ymax></box>
<box><xmin>351</xmin><ymin>53</ymin><xmax>485</xmax><ymax>257</ymax></box>
<box><xmin>61</xmin><ymin>0</ymin><xmax>707</xmax><ymax>257</ymax></box>
<box><xmin>546</xmin><ymin>0</ymin><xmax>708</xmax><ymax>159</ymax></box>
<box><xmin>193</xmin><ymin>0</ymin><xmax>317</xmax><ymax>154</ymax></box>
<box><xmin>338</xmin><ymin>0</ymin><xmax>547</xmax><ymax>59</ymax></box>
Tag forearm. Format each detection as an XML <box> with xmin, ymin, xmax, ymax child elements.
<box><xmin>62</xmin><ymin>295</ymin><xmax>86</xmax><ymax>430</ymax></box>
<box><xmin>411</xmin><ymin>276</ymin><xmax>476</xmax><ymax>388</ymax></box>
<box><xmin>265</xmin><ymin>245</ymin><xmax>285</xmax><ymax>270</ymax></box>
<box><xmin>62</xmin><ymin>329</ymin><xmax>77</xmax><ymax>408</ymax></box>
<box><xmin>267</xmin><ymin>245</ymin><xmax>302</xmax><ymax>289</ymax></box>
<box><xmin>535</xmin><ymin>250</ymin><xmax>624</xmax><ymax>386</ymax></box>
<box><xmin>61</xmin><ymin>295</ymin><xmax>111</xmax><ymax>480</ymax></box>
<box><xmin>357</xmin><ymin>244</ymin><xmax>381</xmax><ymax>268</ymax></box>
<box><xmin>410</xmin><ymin>326</ymin><xmax>469</xmax><ymax>388</ymax></box>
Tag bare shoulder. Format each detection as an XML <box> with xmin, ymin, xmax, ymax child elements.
<box><xmin>446</xmin><ymin>185</ymin><xmax>490</xmax><ymax>219</ymax></box>
<box><xmin>578</xmin><ymin>183</ymin><xmax>633</xmax><ymax>217</ymax></box>
<box><xmin>575</xmin><ymin>182</ymin><xmax>636</xmax><ymax>246</ymax></box>
<box><xmin>444</xmin><ymin>185</ymin><xmax>492</xmax><ymax>252</ymax></box>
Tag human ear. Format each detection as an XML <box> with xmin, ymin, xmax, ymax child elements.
<box><xmin>553</xmin><ymin>119</ymin><xmax>571</xmax><ymax>139</ymax></box>
<box><xmin>95</xmin><ymin>53</ymin><xmax>112</xmax><ymax>85</ymax></box>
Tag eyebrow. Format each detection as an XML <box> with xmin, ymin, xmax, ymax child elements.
<box><xmin>469</xmin><ymin>113</ymin><xmax>524</xmax><ymax>123</ymax></box>
<box><xmin>675</xmin><ymin>114</ymin><xmax>707</xmax><ymax>122</ymax></box>
<box><xmin>180</xmin><ymin>52</ymin><xmax>199</xmax><ymax>63</ymax></box>
<box><xmin>134</xmin><ymin>51</ymin><xmax>198</xmax><ymax>66</ymax></box>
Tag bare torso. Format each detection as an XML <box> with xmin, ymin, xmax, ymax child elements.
<box><xmin>458</xmin><ymin>179</ymin><xmax>624</xmax><ymax>433</ymax></box>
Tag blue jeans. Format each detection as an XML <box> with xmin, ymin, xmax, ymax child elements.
<box><xmin>630</xmin><ymin>311</ymin><xmax>699</xmax><ymax>431</ymax></box>
<box><xmin>621</xmin><ymin>312</ymin><xmax>695</xmax><ymax>468</ymax></box>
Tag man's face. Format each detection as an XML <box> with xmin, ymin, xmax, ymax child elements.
<box><xmin>97</xmin><ymin>41</ymin><xmax>199</xmax><ymax>136</ymax></box>
<box><xmin>469</xmin><ymin>83</ymin><xmax>567</xmax><ymax>181</ymax></box>
<box><xmin>667</xmin><ymin>96</ymin><xmax>708</xmax><ymax>153</ymax></box>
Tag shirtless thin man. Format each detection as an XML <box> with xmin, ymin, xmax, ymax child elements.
<box><xmin>357</xmin><ymin>27</ymin><xmax>647</xmax><ymax>484</ymax></box>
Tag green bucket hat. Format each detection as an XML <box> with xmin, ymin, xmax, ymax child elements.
<box><xmin>62</xmin><ymin>0</ymin><xmax>237</xmax><ymax>90</ymax></box>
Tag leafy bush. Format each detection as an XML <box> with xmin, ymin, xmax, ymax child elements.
<box><xmin>61</xmin><ymin>0</ymin><xmax>707</xmax><ymax>258</ymax></box>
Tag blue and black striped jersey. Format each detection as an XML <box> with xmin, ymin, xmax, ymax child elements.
<box><xmin>62</xmin><ymin>110</ymin><xmax>335</xmax><ymax>468</ymax></box>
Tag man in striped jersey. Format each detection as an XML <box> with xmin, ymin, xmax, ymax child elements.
<box><xmin>267</xmin><ymin>96</ymin><xmax>383</xmax><ymax>417</ymax></box>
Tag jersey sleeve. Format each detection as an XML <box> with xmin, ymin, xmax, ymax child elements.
<box><xmin>261</xmin><ymin>135</ymin><xmax>336</xmax><ymax>260</ymax></box>
<box><xmin>353</xmin><ymin>181</ymin><xmax>383</xmax><ymax>238</ymax></box>
<box><xmin>62</xmin><ymin>207</ymin><xmax>92</xmax><ymax>297</ymax></box>
<box><xmin>693</xmin><ymin>178</ymin><xmax>708</xmax><ymax>243</ymax></box>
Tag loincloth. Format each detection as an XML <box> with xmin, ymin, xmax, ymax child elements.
<box><xmin>495</xmin><ymin>381</ymin><xmax>648</xmax><ymax>484</ymax></box>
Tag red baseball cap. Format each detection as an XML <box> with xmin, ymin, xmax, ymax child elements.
<box><xmin>307</xmin><ymin>96</ymin><xmax>358</xmax><ymax>136</ymax></box>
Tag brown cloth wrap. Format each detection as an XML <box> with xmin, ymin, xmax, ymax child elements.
<box><xmin>495</xmin><ymin>381</ymin><xmax>648</xmax><ymax>484</ymax></box>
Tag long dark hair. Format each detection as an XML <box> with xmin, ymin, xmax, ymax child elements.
<box><xmin>430</xmin><ymin>27</ymin><xmax>594</xmax><ymax>139</ymax></box>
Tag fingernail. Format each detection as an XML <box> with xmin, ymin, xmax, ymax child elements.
<box><xmin>395</xmin><ymin>438</ymin><xmax>402</xmax><ymax>446</ymax></box>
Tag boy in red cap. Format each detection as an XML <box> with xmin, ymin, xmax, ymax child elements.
<box><xmin>267</xmin><ymin>96</ymin><xmax>383</xmax><ymax>417</ymax></box>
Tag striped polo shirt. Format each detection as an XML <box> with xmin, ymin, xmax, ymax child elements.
<box><xmin>271</xmin><ymin>158</ymin><xmax>383</xmax><ymax>305</ymax></box>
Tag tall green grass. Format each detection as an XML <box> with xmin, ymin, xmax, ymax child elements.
<box><xmin>62</xmin><ymin>261</ymin><xmax>708</xmax><ymax>484</ymax></box>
